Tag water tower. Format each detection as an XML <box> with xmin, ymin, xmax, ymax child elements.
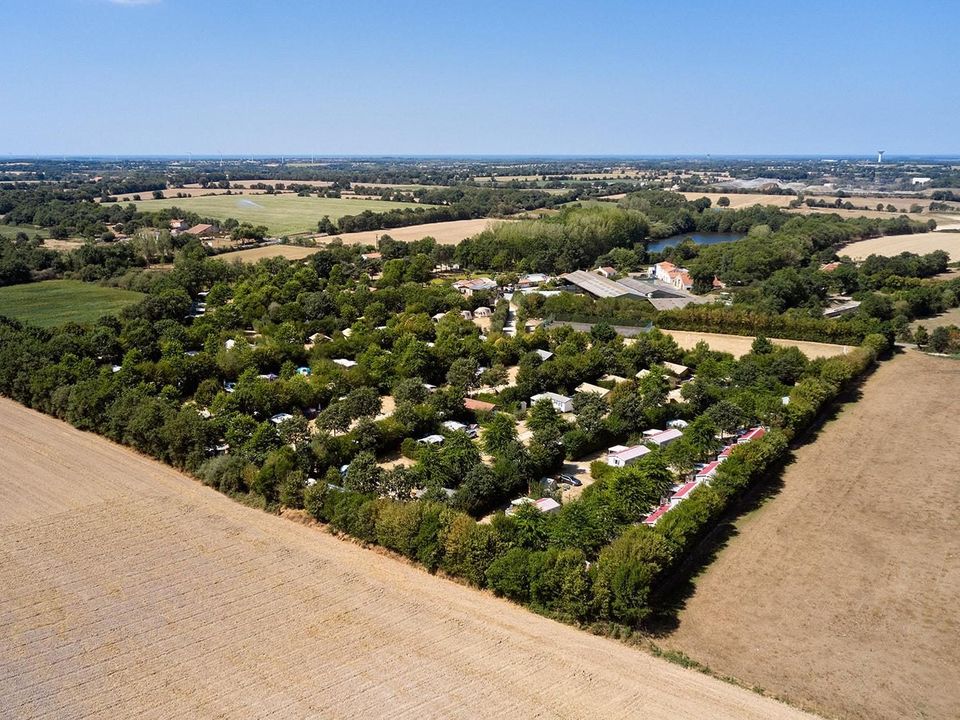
<box><xmin>877</xmin><ymin>150</ymin><xmax>885</xmax><ymax>164</ymax></box>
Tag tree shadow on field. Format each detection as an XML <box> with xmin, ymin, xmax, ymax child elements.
<box><xmin>645</xmin><ymin>375</ymin><xmax>871</xmax><ymax>637</ymax></box>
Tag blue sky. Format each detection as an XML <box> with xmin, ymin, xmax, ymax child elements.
<box><xmin>3</xmin><ymin>0</ymin><xmax>957</xmax><ymax>156</ymax></box>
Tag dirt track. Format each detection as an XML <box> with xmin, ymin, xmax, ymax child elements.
<box><xmin>665</xmin><ymin>351</ymin><xmax>960</xmax><ymax>720</ymax></box>
<box><xmin>0</xmin><ymin>398</ymin><xmax>813</xmax><ymax>720</ymax></box>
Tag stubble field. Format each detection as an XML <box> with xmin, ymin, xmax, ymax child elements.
<box><xmin>664</xmin><ymin>351</ymin><xmax>960</xmax><ymax>720</ymax></box>
<box><xmin>840</xmin><ymin>231</ymin><xmax>960</xmax><ymax>259</ymax></box>
<box><xmin>217</xmin><ymin>218</ymin><xmax>507</xmax><ymax>262</ymax></box>
<box><xmin>0</xmin><ymin>398</ymin><xmax>814</xmax><ymax>720</ymax></box>
<box><xmin>661</xmin><ymin>329</ymin><xmax>853</xmax><ymax>359</ymax></box>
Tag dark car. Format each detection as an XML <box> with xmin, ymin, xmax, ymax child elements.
<box><xmin>559</xmin><ymin>474</ymin><xmax>582</xmax><ymax>486</ymax></box>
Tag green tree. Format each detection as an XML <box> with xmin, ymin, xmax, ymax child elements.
<box><xmin>483</xmin><ymin>413</ymin><xmax>519</xmax><ymax>456</ymax></box>
<box><xmin>344</xmin><ymin>450</ymin><xmax>383</xmax><ymax>494</ymax></box>
<box><xmin>592</xmin><ymin>526</ymin><xmax>673</xmax><ymax>626</ymax></box>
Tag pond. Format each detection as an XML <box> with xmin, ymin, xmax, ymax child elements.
<box><xmin>647</xmin><ymin>232</ymin><xmax>745</xmax><ymax>254</ymax></box>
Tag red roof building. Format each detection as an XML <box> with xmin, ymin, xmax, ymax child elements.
<box><xmin>738</xmin><ymin>426</ymin><xmax>766</xmax><ymax>444</ymax></box>
<box><xmin>642</xmin><ymin>504</ymin><xmax>671</xmax><ymax>526</ymax></box>
<box><xmin>670</xmin><ymin>481</ymin><xmax>699</xmax><ymax>505</ymax></box>
<box><xmin>696</xmin><ymin>461</ymin><xmax>721</xmax><ymax>481</ymax></box>
<box><xmin>464</xmin><ymin>397</ymin><xmax>496</xmax><ymax>412</ymax></box>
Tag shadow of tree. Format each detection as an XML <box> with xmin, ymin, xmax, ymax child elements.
<box><xmin>645</xmin><ymin>369</ymin><xmax>873</xmax><ymax>636</ymax></box>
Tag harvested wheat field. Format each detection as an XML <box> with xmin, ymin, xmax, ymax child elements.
<box><xmin>664</xmin><ymin>351</ymin><xmax>960</xmax><ymax>720</ymax></box>
<box><xmin>841</xmin><ymin>231</ymin><xmax>960</xmax><ymax>260</ymax></box>
<box><xmin>218</xmin><ymin>218</ymin><xmax>508</xmax><ymax>263</ymax></box>
<box><xmin>661</xmin><ymin>329</ymin><xmax>852</xmax><ymax>359</ymax></box>
<box><xmin>0</xmin><ymin>398</ymin><xmax>813</xmax><ymax>720</ymax></box>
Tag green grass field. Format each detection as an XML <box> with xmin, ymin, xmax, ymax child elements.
<box><xmin>0</xmin><ymin>224</ymin><xmax>49</xmax><ymax>240</ymax></box>
<box><xmin>0</xmin><ymin>280</ymin><xmax>144</xmax><ymax>327</ymax></box>
<box><xmin>129</xmin><ymin>194</ymin><xmax>438</xmax><ymax>235</ymax></box>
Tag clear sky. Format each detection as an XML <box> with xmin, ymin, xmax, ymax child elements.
<box><xmin>3</xmin><ymin>0</ymin><xmax>957</xmax><ymax>156</ymax></box>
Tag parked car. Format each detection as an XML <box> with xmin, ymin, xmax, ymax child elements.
<box><xmin>559</xmin><ymin>474</ymin><xmax>582</xmax><ymax>486</ymax></box>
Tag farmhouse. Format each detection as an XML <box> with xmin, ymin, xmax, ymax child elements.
<box><xmin>595</xmin><ymin>266</ymin><xmax>617</xmax><ymax>278</ymax></box>
<box><xmin>185</xmin><ymin>223</ymin><xmax>217</xmax><ymax>237</ymax></box>
<box><xmin>652</xmin><ymin>261</ymin><xmax>694</xmax><ymax>291</ymax></box>
<box><xmin>530</xmin><ymin>392</ymin><xmax>574</xmax><ymax>413</ymax></box>
<box><xmin>606</xmin><ymin>443</ymin><xmax>651</xmax><ymax>468</ymax></box>
<box><xmin>452</xmin><ymin>277</ymin><xmax>497</xmax><ymax>296</ymax></box>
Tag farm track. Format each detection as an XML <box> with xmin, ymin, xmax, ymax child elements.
<box><xmin>664</xmin><ymin>351</ymin><xmax>960</xmax><ymax>720</ymax></box>
<box><xmin>0</xmin><ymin>398</ymin><xmax>814</xmax><ymax>720</ymax></box>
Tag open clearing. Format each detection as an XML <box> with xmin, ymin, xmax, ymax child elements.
<box><xmin>911</xmin><ymin>305</ymin><xmax>960</xmax><ymax>330</ymax></box>
<box><xmin>0</xmin><ymin>280</ymin><xmax>143</xmax><ymax>327</ymax></box>
<box><xmin>217</xmin><ymin>218</ymin><xmax>506</xmax><ymax>263</ymax></box>
<box><xmin>0</xmin><ymin>399</ymin><xmax>813</xmax><ymax>720</ymax></box>
<box><xmin>664</xmin><ymin>351</ymin><xmax>960</xmax><ymax>720</ymax></box>
<box><xmin>128</xmin><ymin>194</ymin><xmax>439</xmax><ymax>236</ymax></box>
<box><xmin>0</xmin><ymin>223</ymin><xmax>49</xmax><ymax>240</ymax></box>
<box><xmin>661</xmin><ymin>329</ymin><xmax>853</xmax><ymax>359</ymax></box>
<box><xmin>840</xmin><ymin>231</ymin><xmax>960</xmax><ymax>260</ymax></box>
<box><xmin>680</xmin><ymin>191</ymin><xmax>960</xmax><ymax>225</ymax></box>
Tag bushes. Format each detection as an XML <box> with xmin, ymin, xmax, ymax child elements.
<box><xmin>591</xmin><ymin>527</ymin><xmax>673</xmax><ymax>626</ymax></box>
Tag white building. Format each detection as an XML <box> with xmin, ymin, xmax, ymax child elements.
<box><xmin>606</xmin><ymin>443</ymin><xmax>651</xmax><ymax>468</ymax></box>
<box><xmin>530</xmin><ymin>392</ymin><xmax>574</xmax><ymax>413</ymax></box>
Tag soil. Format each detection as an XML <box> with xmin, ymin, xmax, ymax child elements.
<box><xmin>0</xmin><ymin>398</ymin><xmax>813</xmax><ymax>720</ymax></box>
<box><xmin>663</xmin><ymin>351</ymin><xmax>960</xmax><ymax>720</ymax></box>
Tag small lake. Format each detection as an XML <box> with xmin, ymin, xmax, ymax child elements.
<box><xmin>647</xmin><ymin>232</ymin><xmax>745</xmax><ymax>253</ymax></box>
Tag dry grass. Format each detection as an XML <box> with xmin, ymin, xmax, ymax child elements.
<box><xmin>664</xmin><ymin>351</ymin><xmax>960</xmax><ymax>720</ymax></box>
<box><xmin>660</xmin><ymin>329</ymin><xmax>853</xmax><ymax>359</ymax></box>
<box><xmin>840</xmin><ymin>231</ymin><xmax>960</xmax><ymax>260</ymax></box>
<box><xmin>680</xmin><ymin>191</ymin><xmax>960</xmax><ymax>226</ymax></box>
<box><xmin>910</xmin><ymin>306</ymin><xmax>960</xmax><ymax>330</ymax></box>
<box><xmin>0</xmin><ymin>398</ymin><xmax>814</xmax><ymax>720</ymax></box>
<box><xmin>217</xmin><ymin>218</ymin><xmax>507</xmax><ymax>263</ymax></box>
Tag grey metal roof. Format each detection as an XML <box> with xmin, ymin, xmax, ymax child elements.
<box><xmin>561</xmin><ymin>271</ymin><xmax>643</xmax><ymax>299</ymax></box>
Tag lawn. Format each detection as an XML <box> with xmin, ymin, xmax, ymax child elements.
<box><xmin>129</xmin><ymin>194</ymin><xmax>439</xmax><ymax>236</ymax></box>
<box><xmin>0</xmin><ymin>280</ymin><xmax>144</xmax><ymax>327</ymax></box>
<box><xmin>0</xmin><ymin>224</ymin><xmax>49</xmax><ymax>240</ymax></box>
